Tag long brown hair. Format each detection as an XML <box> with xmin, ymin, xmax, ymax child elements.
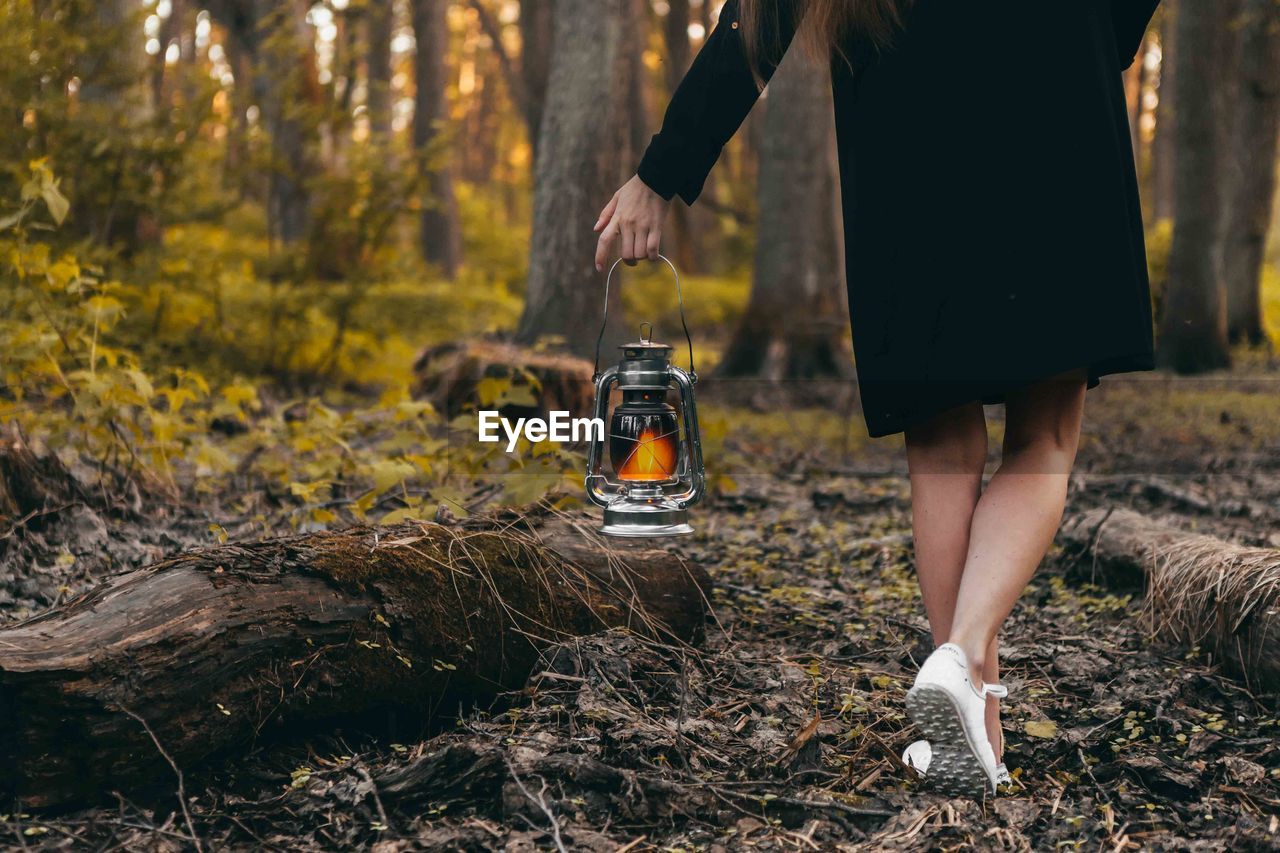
<box><xmin>739</xmin><ymin>0</ymin><xmax>908</xmax><ymax>76</ymax></box>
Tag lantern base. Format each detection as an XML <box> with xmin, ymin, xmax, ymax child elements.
<box><xmin>600</xmin><ymin>499</ymin><xmax>693</xmax><ymax>538</ymax></box>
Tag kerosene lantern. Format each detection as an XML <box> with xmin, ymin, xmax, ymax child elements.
<box><xmin>585</xmin><ymin>256</ymin><xmax>705</xmax><ymax>537</ymax></box>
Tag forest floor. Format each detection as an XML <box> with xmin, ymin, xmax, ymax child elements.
<box><xmin>3</xmin><ymin>373</ymin><xmax>1280</xmax><ymax>851</ymax></box>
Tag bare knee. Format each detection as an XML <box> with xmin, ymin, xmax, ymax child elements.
<box><xmin>1002</xmin><ymin>416</ymin><xmax>1078</xmax><ymax>459</ymax></box>
<box><xmin>905</xmin><ymin>403</ymin><xmax>988</xmax><ymax>475</ymax></box>
<box><xmin>1001</xmin><ymin>373</ymin><xmax>1086</xmax><ymax>465</ymax></box>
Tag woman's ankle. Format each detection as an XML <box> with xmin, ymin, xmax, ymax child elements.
<box><xmin>986</xmin><ymin>701</ymin><xmax>1004</xmax><ymax>759</ymax></box>
<box><xmin>944</xmin><ymin>634</ymin><xmax>988</xmax><ymax>686</ymax></box>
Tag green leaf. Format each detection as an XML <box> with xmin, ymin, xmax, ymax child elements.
<box><xmin>41</xmin><ymin>182</ymin><xmax>69</xmax><ymax>225</ymax></box>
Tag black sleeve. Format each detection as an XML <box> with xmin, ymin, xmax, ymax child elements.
<box><xmin>1112</xmin><ymin>0</ymin><xmax>1161</xmax><ymax>69</ymax></box>
<box><xmin>636</xmin><ymin>0</ymin><xmax>800</xmax><ymax>205</ymax></box>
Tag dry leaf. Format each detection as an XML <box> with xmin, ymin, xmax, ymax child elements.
<box><xmin>1024</xmin><ymin>720</ymin><xmax>1059</xmax><ymax>739</ymax></box>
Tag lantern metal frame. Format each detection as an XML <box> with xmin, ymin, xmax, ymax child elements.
<box><xmin>585</xmin><ymin>255</ymin><xmax>705</xmax><ymax>537</ymax></box>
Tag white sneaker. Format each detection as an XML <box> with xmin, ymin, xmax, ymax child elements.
<box><xmin>906</xmin><ymin>643</ymin><xmax>1008</xmax><ymax>797</ymax></box>
<box><xmin>901</xmin><ymin>739</ymin><xmax>1012</xmax><ymax>787</ymax></box>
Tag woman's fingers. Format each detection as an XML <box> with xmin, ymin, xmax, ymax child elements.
<box><xmin>595</xmin><ymin>217</ymin><xmax>620</xmax><ymax>272</ymax></box>
<box><xmin>624</xmin><ymin>226</ymin><xmax>646</xmax><ymax>266</ymax></box>
<box><xmin>594</xmin><ymin>176</ymin><xmax>671</xmax><ymax>271</ymax></box>
<box><xmin>594</xmin><ymin>193</ymin><xmax>619</xmax><ymax>233</ymax></box>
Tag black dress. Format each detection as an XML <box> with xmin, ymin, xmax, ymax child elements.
<box><xmin>638</xmin><ymin>0</ymin><xmax>1161</xmax><ymax>437</ymax></box>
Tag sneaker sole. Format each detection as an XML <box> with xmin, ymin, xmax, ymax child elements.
<box><xmin>905</xmin><ymin>684</ymin><xmax>994</xmax><ymax>799</ymax></box>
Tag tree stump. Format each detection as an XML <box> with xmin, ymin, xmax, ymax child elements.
<box><xmin>411</xmin><ymin>339</ymin><xmax>594</xmax><ymax>419</ymax></box>
<box><xmin>0</xmin><ymin>424</ymin><xmax>79</xmax><ymax>526</ymax></box>
<box><xmin>1062</xmin><ymin>508</ymin><xmax>1280</xmax><ymax>693</ymax></box>
<box><xmin>0</xmin><ymin>519</ymin><xmax>709</xmax><ymax>809</ymax></box>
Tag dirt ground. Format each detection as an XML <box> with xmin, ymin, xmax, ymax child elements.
<box><xmin>2</xmin><ymin>375</ymin><xmax>1279</xmax><ymax>851</ymax></box>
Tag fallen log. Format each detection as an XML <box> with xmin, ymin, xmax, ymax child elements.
<box><xmin>0</xmin><ymin>519</ymin><xmax>709</xmax><ymax>809</ymax></box>
<box><xmin>1061</xmin><ymin>508</ymin><xmax>1280</xmax><ymax>693</ymax></box>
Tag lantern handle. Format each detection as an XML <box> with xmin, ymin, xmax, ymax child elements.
<box><xmin>593</xmin><ymin>254</ymin><xmax>696</xmax><ymax>381</ymax></box>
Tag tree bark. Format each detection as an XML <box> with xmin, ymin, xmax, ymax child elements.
<box><xmin>0</xmin><ymin>520</ymin><xmax>709</xmax><ymax>810</ymax></box>
<box><xmin>515</xmin><ymin>0</ymin><xmax>636</xmax><ymax>356</ymax></box>
<box><xmin>70</xmin><ymin>0</ymin><xmax>151</xmax><ymax>248</ymax></box>
<box><xmin>625</xmin><ymin>0</ymin><xmax>653</xmax><ymax>172</ymax></box>
<box><xmin>223</xmin><ymin>0</ymin><xmax>319</xmax><ymax>246</ymax></box>
<box><xmin>1061</xmin><ymin>508</ymin><xmax>1280</xmax><ymax>694</ymax></box>
<box><xmin>662</xmin><ymin>0</ymin><xmax>721</xmax><ymax>275</ymax></box>
<box><xmin>213</xmin><ymin>2</ymin><xmax>258</xmax><ymax>194</ymax></box>
<box><xmin>663</xmin><ymin>0</ymin><xmax>696</xmax><ymax>272</ymax></box>
<box><xmin>716</xmin><ymin>52</ymin><xmax>854</xmax><ymax>381</ymax></box>
<box><xmin>151</xmin><ymin>0</ymin><xmax>185</xmax><ymax>111</ymax></box>
<box><xmin>1156</xmin><ymin>0</ymin><xmax>1233</xmax><ymax>373</ymax></box>
<box><xmin>518</xmin><ymin>0</ymin><xmax>554</xmax><ymax>156</ymax></box>
<box><xmin>412</xmin><ymin>0</ymin><xmax>463</xmax><ymax>277</ymax></box>
<box><xmin>470</xmin><ymin>0</ymin><xmax>553</xmax><ymax>158</ymax></box>
<box><xmin>662</xmin><ymin>0</ymin><xmax>692</xmax><ymax>114</ymax></box>
<box><xmin>1222</xmin><ymin>0</ymin><xmax>1280</xmax><ymax>347</ymax></box>
<box><xmin>1150</xmin><ymin>0</ymin><xmax>1178</xmax><ymax>223</ymax></box>
<box><xmin>366</xmin><ymin>0</ymin><xmax>394</xmax><ymax>140</ymax></box>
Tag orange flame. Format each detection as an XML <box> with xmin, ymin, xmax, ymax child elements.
<box><xmin>617</xmin><ymin>427</ymin><xmax>678</xmax><ymax>481</ymax></box>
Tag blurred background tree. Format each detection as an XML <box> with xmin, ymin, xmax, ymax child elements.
<box><xmin>1221</xmin><ymin>0</ymin><xmax>1280</xmax><ymax>347</ymax></box>
<box><xmin>1155</xmin><ymin>0</ymin><xmax>1280</xmax><ymax>370</ymax></box>
<box><xmin>716</xmin><ymin>49</ymin><xmax>852</xmax><ymax>382</ymax></box>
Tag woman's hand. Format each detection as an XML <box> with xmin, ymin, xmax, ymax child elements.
<box><xmin>594</xmin><ymin>175</ymin><xmax>671</xmax><ymax>272</ymax></box>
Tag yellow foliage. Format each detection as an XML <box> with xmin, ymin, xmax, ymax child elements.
<box><xmin>1</xmin><ymin>164</ymin><xmax>577</xmax><ymax>522</ymax></box>
<box><xmin>1262</xmin><ymin>263</ymin><xmax>1280</xmax><ymax>349</ymax></box>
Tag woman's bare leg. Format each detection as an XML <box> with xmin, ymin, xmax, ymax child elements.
<box><xmin>904</xmin><ymin>402</ymin><xmax>1003</xmax><ymax>753</ymax></box>
<box><xmin>947</xmin><ymin>372</ymin><xmax>1088</xmax><ymax>730</ymax></box>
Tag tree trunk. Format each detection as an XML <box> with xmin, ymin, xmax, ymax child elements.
<box><xmin>662</xmin><ymin>0</ymin><xmax>692</xmax><ymax>113</ymax></box>
<box><xmin>240</xmin><ymin>0</ymin><xmax>319</xmax><ymax>246</ymax></box>
<box><xmin>717</xmin><ymin>52</ymin><xmax>853</xmax><ymax>381</ymax></box>
<box><xmin>0</xmin><ymin>520</ymin><xmax>709</xmax><ymax>810</ymax></box>
<box><xmin>216</xmin><ymin>7</ymin><xmax>257</xmax><ymax>196</ymax></box>
<box><xmin>663</xmin><ymin>0</ymin><xmax>697</xmax><ymax>272</ymax></box>
<box><xmin>1151</xmin><ymin>0</ymin><xmax>1177</xmax><ymax>223</ymax></box>
<box><xmin>77</xmin><ymin>0</ymin><xmax>146</xmax><ymax>105</ymax></box>
<box><xmin>366</xmin><ymin>0</ymin><xmax>394</xmax><ymax>140</ymax></box>
<box><xmin>625</xmin><ymin>0</ymin><xmax>652</xmax><ymax>172</ymax></box>
<box><xmin>1061</xmin><ymin>508</ymin><xmax>1280</xmax><ymax>694</ymax></box>
<box><xmin>73</xmin><ymin>0</ymin><xmax>150</xmax><ymax>248</ymax></box>
<box><xmin>515</xmin><ymin>0</ymin><xmax>636</xmax><ymax>356</ymax></box>
<box><xmin>151</xmin><ymin>0</ymin><xmax>185</xmax><ymax>110</ymax></box>
<box><xmin>412</xmin><ymin>0</ymin><xmax>463</xmax><ymax>277</ymax></box>
<box><xmin>518</xmin><ymin>0</ymin><xmax>554</xmax><ymax>156</ymax></box>
<box><xmin>1222</xmin><ymin>0</ymin><xmax>1280</xmax><ymax>347</ymax></box>
<box><xmin>1156</xmin><ymin>0</ymin><xmax>1233</xmax><ymax>373</ymax></box>
<box><xmin>320</xmin><ymin>8</ymin><xmax>357</xmax><ymax>169</ymax></box>
<box><xmin>662</xmin><ymin>0</ymin><xmax>721</xmax><ymax>275</ymax></box>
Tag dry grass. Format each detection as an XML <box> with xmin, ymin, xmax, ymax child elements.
<box><xmin>1143</xmin><ymin>529</ymin><xmax>1280</xmax><ymax>693</ymax></box>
